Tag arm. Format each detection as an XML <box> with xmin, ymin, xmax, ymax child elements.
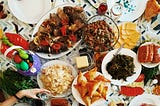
<box><xmin>0</xmin><ymin>88</ymin><xmax>50</xmax><ymax>106</ymax></box>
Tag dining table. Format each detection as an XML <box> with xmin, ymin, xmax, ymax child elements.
<box><xmin>0</xmin><ymin>0</ymin><xmax>160</xmax><ymax>106</ymax></box>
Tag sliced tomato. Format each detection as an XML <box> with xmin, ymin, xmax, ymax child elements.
<box><xmin>135</xmin><ymin>74</ymin><xmax>145</xmax><ymax>82</ymax></box>
<box><xmin>40</xmin><ymin>40</ymin><xmax>49</xmax><ymax>46</ymax></box>
<box><xmin>69</xmin><ymin>34</ymin><xmax>77</xmax><ymax>42</ymax></box>
<box><xmin>52</xmin><ymin>43</ymin><xmax>61</xmax><ymax>50</ymax></box>
<box><xmin>60</xmin><ymin>26</ymin><xmax>67</xmax><ymax>36</ymax></box>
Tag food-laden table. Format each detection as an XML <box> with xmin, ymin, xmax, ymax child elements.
<box><xmin>0</xmin><ymin>0</ymin><xmax>160</xmax><ymax>106</ymax></box>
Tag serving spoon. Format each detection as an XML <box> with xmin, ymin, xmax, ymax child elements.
<box><xmin>114</xmin><ymin>43</ymin><xmax>125</xmax><ymax>56</ymax></box>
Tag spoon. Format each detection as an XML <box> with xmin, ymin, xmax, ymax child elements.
<box><xmin>114</xmin><ymin>43</ymin><xmax>125</xmax><ymax>56</ymax></box>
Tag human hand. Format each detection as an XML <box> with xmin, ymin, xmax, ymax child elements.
<box><xmin>17</xmin><ymin>88</ymin><xmax>50</xmax><ymax>99</ymax></box>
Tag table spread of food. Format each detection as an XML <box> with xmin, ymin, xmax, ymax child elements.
<box><xmin>0</xmin><ymin>0</ymin><xmax>160</xmax><ymax>106</ymax></box>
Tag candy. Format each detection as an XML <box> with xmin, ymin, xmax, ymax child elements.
<box><xmin>20</xmin><ymin>61</ymin><xmax>29</xmax><ymax>71</ymax></box>
<box><xmin>19</xmin><ymin>50</ymin><xmax>29</xmax><ymax>59</ymax></box>
<box><xmin>13</xmin><ymin>54</ymin><xmax>22</xmax><ymax>63</ymax></box>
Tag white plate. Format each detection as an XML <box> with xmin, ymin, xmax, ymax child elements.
<box><xmin>138</xmin><ymin>42</ymin><xmax>160</xmax><ymax>68</ymax></box>
<box><xmin>72</xmin><ymin>71</ymin><xmax>110</xmax><ymax>106</ymax></box>
<box><xmin>101</xmin><ymin>48</ymin><xmax>142</xmax><ymax>86</ymax></box>
<box><xmin>8</xmin><ymin>0</ymin><xmax>51</xmax><ymax>24</ymax></box>
<box><xmin>32</xmin><ymin>3</ymin><xmax>82</xmax><ymax>59</ymax></box>
<box><xmin>119</xmin><ymin>0</ymin><xmax>148</xmax><ymax>21</ymax></box>
<box><xmin>37</xmin><ymin>60</ymin><xmax>77</xmax><ymax>97</ymax></box>
<box><xmin>129</xmin><ymin>94</ymin><xmax>160</xmax><ymax>106</ymax></box>
<box><xmin>107</xmin><ymin>0</ymin><xmax>148</xmax><ymax>22</ymax></box>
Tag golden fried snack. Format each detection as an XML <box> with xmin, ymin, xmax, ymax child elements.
<box><xmin>74</xmin><ymin>84</ymin><xmax>88</xmax><ymax>97</ymax></box>
<box><xmin>101</xmin><ymin>86</ymin><xmax>108</xmax><ymax>99</ymax></box>
<box><xmin>84</xmin><ymin>67</ymin><xmax>97</xmax><ymax>81</ymax></box>
<box><xmin>86</xmin><ymin>80</ymin><xmax>102</xmax><ymax>97</ymax></box>
<box><xmin>94</xmin><ymin>75</ymin><xmax>110</xmax><ymax>82</ymax></box>
<box><xmin>74</xmin><ymin>67</ymin><xmax>110</xmax><ymax>106</ymax></box>
<box><xmin>77</xmin><ymin>71</ymin><xmax>87</xmax><ymax>86</ymax></box>
<box><xmin>144</xmin><ymin>0</ymin><xmax>160</xmax><ymax>21</ymax></box>
<box><xmin>82</xmin><ymin>95</ymin><xmax>91</xmax><ymax>106</ymax></box>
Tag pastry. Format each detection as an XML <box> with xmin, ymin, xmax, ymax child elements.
<box><xmin>144</xmin><ymin>0</ymin><xmax>160</xmax><ymax>21</ymax></box>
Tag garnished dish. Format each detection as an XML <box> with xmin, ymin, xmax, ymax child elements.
<box><xmin>137</xmin><ymin>42</ymin><xmax>160</xmax><ymax>68</ymax></box>
<box><xmin>102</xmin><ymin>48</ymin><xmax>142</xmax><ymax>85</ymax></box>
<box><xmin>29</xmin><ymin>4</ymin><xmax>87</xmax><ymax>59</ymax></box>
<box><xmin>106</xmin><ymin>54</ymin><xmax>135</xmax><ymax>81</ymax></box>
<box><xmin>83</xmin><ymin>15</ymin><xmax>119</xmax><ymax>52</ymax></box>
<box><xmin>37</xmin><ymin>60</ymin><xmax>77</xmax><ymax>97</ymax></box>
<box><xmin>72</xmin><ymin>67</ymin><xmax>110</xmax><ymax>106</ymax></box>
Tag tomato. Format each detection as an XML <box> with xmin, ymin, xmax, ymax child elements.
<box><xmin>60</xmin><ymin>26</ymin><xmax>67</xmax><ymax>36</ymax></box>
<box><xmin>69</xmin><ymin>34</ymin><xmax>77</xmax><ymax>42</ymax></box>
<box><xmin>40</xmin><ymin>40</ymin><xmax>49</xmax><ymax>46</ymax></box>
<box><xmin>52</xmin><ymin>43</ymin><xmax>61</xmax><ymax>50</ymax></box>
<box><xmin>135</xmin><ymin>74</ymin><xmax>145</xmax><ymax>82</ymax></box>
<box><xmin>120</xmin><ymin>86</ymin><xmax>144</xmax><ymax>96</ymax></box>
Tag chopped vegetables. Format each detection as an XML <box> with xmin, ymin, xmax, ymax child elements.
<box><xmin>106</xmin><ymin>54</ymin><xmax>135</xmax><ymax>80</ymax></box>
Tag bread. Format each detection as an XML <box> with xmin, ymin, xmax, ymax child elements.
<box><xmin>144</xmin><ymin>0</ymin><xmax>160</xmax><ymax>21</ymax></box>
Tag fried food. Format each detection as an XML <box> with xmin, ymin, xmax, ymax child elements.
<box><xmin>74</xmin><ymin>67</ymin><xmax>110</xmax><ymax>106</ymax></box>
<box><xmin>144</xmin><ymin>0</ymin><xmax>160</xmax><ymax>21</ymax></box>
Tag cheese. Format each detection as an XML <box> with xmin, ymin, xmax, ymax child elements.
<box><xmin>75</xmin><ymin>56</ymin><xmax>89</xmax><ymax>69</ymax></box>
<box><xmin>114</xmin><ymin>22</ymin><xmax>140</xmax><ymax>49</ymax></box>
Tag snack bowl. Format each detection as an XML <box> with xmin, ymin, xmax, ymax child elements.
<box><xmin>83</xmin><ymin>15</ymin><xmax>119</xmax><ymax>52</ymax></box>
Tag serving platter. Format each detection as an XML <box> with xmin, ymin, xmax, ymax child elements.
<box><xmin>101</xmin><ymin>48</ymin><xmax>142</xmax><ymax>86</ymax></box>
<box><xmin>72</xmin><ymin>71</ymin><xmax>110</xmax><ymax>106</ymax></box>
<box><xmin>31</xmin><ymin>3</ymin><xmax>86</xmax><ymax>59</ymax></box>
<box><xmin>8</xmin><ymin>0</ymin><xmax>51</xmax><ymax>24</ymax></box>
<box><xmin>37</xmin><ymin>60</ymin><xmax>77</xmax><ymax>97</ymax></box>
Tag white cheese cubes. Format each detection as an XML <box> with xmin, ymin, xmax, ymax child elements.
<box><xmin>75</xmin><ymin>56</ymin><xmax>89</xmax><ymax>69</ymax></box>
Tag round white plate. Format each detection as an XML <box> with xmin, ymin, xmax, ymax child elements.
<box><xmin>8</xmin><ymin>0</ymin><xmax>51</xmax><ymax>24</ymax></box>
<box><xmin>138</xmin><ymin>42</ymin><xmax>160</xmax><ymax>68</ymax></box>
<box><xmin>107</xmin><ymin>0</ymin><xmax>148</xmax><ymax>22</ymax></box>
<box><xmin>129</xmin><ymin>94</ymin><xmax>160</xmax><ymax>106</ymax></box>
<box><xmin>119</xmin><ymin>0</ymin><xmax>148</xmax><ymax>21</ymax></box>
<box><xmin>37</xmin><ymin>60</ymin><xmax>77</xmax><ymax>97</ymax></box>
<box><xmin>72</xmin><ymin>71</ymin><xmax>110</xmax><ymax>106</ymax></box>
<box><xmin>101</xmin><ymin>48</ymin><xmax>142</xmax><ymax>86</ymax></box>
<box><xmin>32</xmin><ymin>3</ymin><xmax>83</xmax><ymax>59</ymax></box>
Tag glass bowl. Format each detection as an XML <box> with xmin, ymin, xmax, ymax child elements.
<box><xmin>83</xmin><ymin>15</ymin><xmax>119</xmax><ymax>52</ymax></box>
